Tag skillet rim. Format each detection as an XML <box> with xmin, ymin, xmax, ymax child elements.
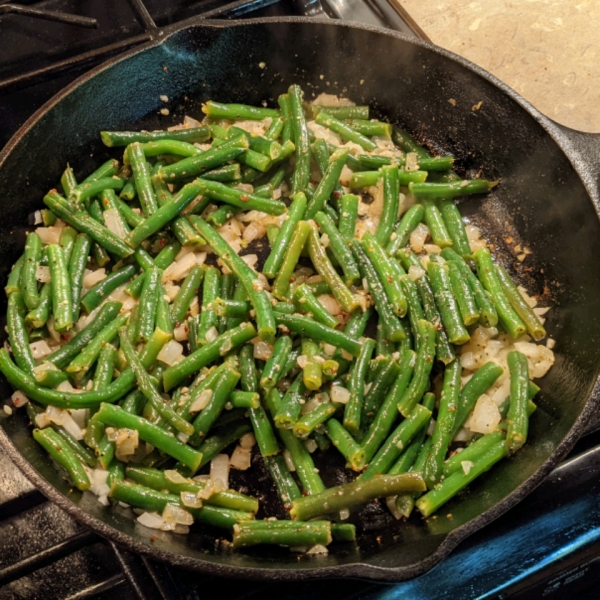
<box><xmin>1</xmin><ymin>16</ymin><xmax>599</xmax><ymax>583</ymax></box>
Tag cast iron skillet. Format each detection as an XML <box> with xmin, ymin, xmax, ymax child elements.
<box><xmin>1</xmin><ymin>17</ymin><xmax>600</xmax><ymax>582</ymax></box>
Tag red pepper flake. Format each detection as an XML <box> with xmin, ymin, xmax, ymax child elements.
<box><xmin>151</xmin><ymin>535</ymin><xmax>158</xmax><ymax>542</ymax></box>
<box><xmin>240</xmin><ymin>194</ymin><xmax>249</xmax><ymax>202</ymax></box>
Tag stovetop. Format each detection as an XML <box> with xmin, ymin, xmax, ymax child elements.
<box><xmin>1</xmin><ymin>1</ymin><xmax>600</xmax><ymax>598</ymax></box>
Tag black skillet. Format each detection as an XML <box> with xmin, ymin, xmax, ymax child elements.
<box><xmin>1</xmin><ymin>17</ymin><xmax>600</xmax><ymax>582</ymax></box>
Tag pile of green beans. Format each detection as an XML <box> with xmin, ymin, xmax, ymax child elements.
<box><xmin>1</xmin><ymin>85</ymin><xmax>552</xmax><ymax>553</ymax></box>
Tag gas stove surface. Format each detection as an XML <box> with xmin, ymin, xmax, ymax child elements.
<box><xmin>1</xmin><ymin>2</ymin><xmax>600</xmax><ymax>598</ymax></box>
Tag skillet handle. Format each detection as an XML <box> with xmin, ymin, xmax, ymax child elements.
<box><xmin>547</xmin><ymin>123</ymin><xmax>600</xmax><ymax>207</ymax></box>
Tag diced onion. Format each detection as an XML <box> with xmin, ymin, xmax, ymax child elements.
<box><xmin>162</xmin><ymin>252</ymin><xmax>197</xmax><ymax>282</ymax></box>
<box><xmin>36</xmin><ymin>226</ymin><xmax>63</xmax><ymax>245</ymax></box>
<box><xmin>461</xmin><ymin>461</ymin><xmax>474</xmax><ymax>475</ymax></box>
<box><xmin>469</xmin><ymin>395</ymin><xmax>501</xmax><ymax>434</ymax></box>
<box><xmin>240</xmin><ymin>433</ymin><xmax>256</xmax><ymax>449</ymax></box>
<box><xmin>157</xmin><ymin>339</ymin><xmax>184</xmax><ymax>366</ymax></box>
<box><xmin>283</xmin><ymin>449</ymin><xmax>296</xmax><ymax>471</ymax></box>
<box><xmin>165</xmin><ymin>470</ymin><xmax>188</xmax><ymax>485</ymax></box>
<box><xmin>306</xmin><ymin>545</ymin><xmax>329</xmax><ymax>555</ymax></box>
<box><xmin>11</xmin><ymin>390</ymin><xmax>29</xmax><ymax>407</ymax></box>
<box><xmin>205</xmin><ymin>326</ymin><xmax>219</xmax><ymax>343</ymax></box>
<box><xmin>304</xmin><ymin>439</ymin><xmax>318</xmax><ymax>454</ymax></box>
<box><xmin>35</xmin><ymin>265</ymin><xmax>51</xmax><ymax>283</ymax></box>
<box><xmin>174</xmin><ymin>322</ymin><xmax>188</xmax><ymax>342</ymax></box>
<box><xmin>29</xmin><ymin>340</ymin><xmax>52</xmax><ymax>360</ymax></box>
<box><xmin>210</xmin><ymin>454</ymin><xmax>230</xmax><ymax>490</ymax></box>
<box><xmin>103</xmin><ymin>208</ymin><xmax>127</xmax><ymax>239</ymax></box>
<box><xmin>180</xmin><ymin>491</ymin><xmax>203</xmax><ymax>508</ymax></box>
<box><xmin>190</xmin><ymin>389</ymin><xmax>212</xmax><ymax>413</ymax></box>
<box><xmin>115</xmin><ymin>428</ymin><xmax>139</xmax><ymax>461</ymax></box>
<box><xmin>253</xmin><ymin>340</ymin><xmax>273</xmax><ymax>361</ymax></box>
<box><xmin>229</xmin><ymin>445</ymin><xmax>252</xmax><ymax>470</ymax></box>
<box><xmin>83</xmin><ymin>268</ymin><xmax>106</xmax><ymax>288</ymax></box>
<box><xmin>163</xmin><ymin>504</ymin><xmax>194</xmax><ymax>526</ymax></box>
<box><xmin>410</xmin><ymin>223</ymin><xmax>429</xmax><ymax>253</ymax></box>
<box><xmin>330</xmin><ymin>385</ymin><xmax>350</xmax><ymax>404</ymax></box>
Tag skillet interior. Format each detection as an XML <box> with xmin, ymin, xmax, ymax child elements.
<box><xmin>1</xmin><ymin>18</ymin><xmax>600</xmax><ymax>581</ymax></box>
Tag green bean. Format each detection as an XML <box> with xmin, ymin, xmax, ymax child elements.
<box><xmin>25</xmin><ymin>283</ymin><xmax>51</xmax><ymax>329</ymax></box>
<box><xmin>202</xmin><ymin>101</ymin><xmax>278</xmax><ymax>120</ymax></box>
<box><xmin>232</xmin><ymin>520</ymin><xmax>331</xmax><ymax>549</ymax></box>
<box><xmin>475</xmin><ymin>248</ymin><xmax>526</xmax><ymax>338</ymax></box>
<box><xmin>422</xmin><ymin>359</ymin><xmax>461</xmax><ymax>488</ymax></box>
<box><xmin>496</xmin><ymin>265</ymin><xmax>547</xmax><ymax>341</ymax></box>
<box><xmin>46</xmin><ymin>301</ymin><xmax>122</xmax><ymax>369</ymax></box>
<box><xmin>262</xmin><ymin>454</ymin><xmax>301</xmax><ymax>509</ymax></box>
<box><xmin>135</xmin><ymin>267</ymin><xmax>160</xmax><ymax>343</ymax></box>
<box><xmin>399</xmin><ymin>249</ymin><xmax>455</xmax><ymax>364</ymax></box>
<box><xmin>262</xmin><ymin>193</ymin><xmax>306</xmax><ymax>279</ymax></box>
<box><xmin>314</xmin><ymin>211</ymin><xmax>360</xmax><ymax>286</ymax></box>
<box><xmin>411</xmin><ymin>179</ymin><xmax>499</xmax><ymax>200</ymax></box>
<box><xmin>337</xmin><ymin>194</ymin><xmax>359</xmax><ymax>242</ymax></box>
<box><xmin>136</xmin><ymin>139</ymin><xmax>203</xmax><ymax>159</ymax></box>
<box><xmin>278</xmin><ymin>93</ymin><xmax>292</xmax><ymax>144</ymax></box>
<box><xmin>22</xmin><ymin>232</ymin><xmax>42</xmax><ymax>310</ymax></box>
<box><xmin>70</xmin><ymin>177</ymin><xmax>125</xmax><ymax>205</ymax></box>
<box><xmin>361</xmin><ymin>232</ymin><xmax>407</xmax><ymax>317</ymax></box>
<box><xmin>260</xmin><ymin>335</ymin><xmax>293</xmax><ymax>391</ymax></box>
<box><xmin>95</xmin><ymin>403</ymin><xmax>201</xmax><ymax>469</ymax></box>
<box><xmin>505</xmin><ymin>350</ymin><xmax>530</xmax><ymax>453</ymax></box>
<box><xmin>44</xmin><ymin>193</ymin><xmax>133</xmax><ymax>259</ymax></box>
<box><xmin>195</xmin><ymin>420</ymin><xmax>253</xmax><ymax>469</ymax></box>
<box><xmin>325</xmin><ymin>418</ymin><xmax>365</xmax><ymax>471</ymax></box>
<box><xmin>304</xmin><ymin>148</ymin><xmax>348</xmax><ymax>218</ymax></box>
<box><xmin>117</xmin><ymin>330</ymin><xmax>193</xmax><ymax>436</ymax></box>
<box><xmin>362</xmin><ymin>357</ymin><xmax>401</xmax><ymax>428</ymax></box>
<box><xmin>345</xmin><ymin>119</ymin><xmax>392</xmax><ymax>137</ymax></box>
<box><xmin>205</xmin><ymin>204</ymin><xmax>242</xmax><ymax>227</ymax></box>
<box><xmin>80</xmin><ymin>264</ymin><xmax>137</xmax><ymax>314</ymax></box>
<box><xmin>196</xmin><ymin>266</ymin><xmax>220</xmax><ymax>344</ymax></box>
<box><xmin>312</xmin><ymin>105</ymin><xmax>369</xmax><ymax>120</ymax></box>
<box><xmin>274</xmin><ymin>372</ymin><xmax>306</xmax><ymax>429</ymax></box>
<box><xmin>66</xmin><ymin>313</ymin><xmax>128</xmax><ymax>380</ymax></box>
<box><xmin>440</xmin><ymin>248</ymin><xmax>498</xmax><ymax>327</ymax></box>
<box><xmin>312</xmin><ymin>138</ymin><xmax>345</xmax><ymax>206</ymax></box>
<box><xmin>5</xmin><ymin>255</ymin><xmax>24</xmax><ymax>296</ymax></box>
<box><xmin>315</xmin><ymin>111</ymin><xmax>376</xmax><ymax>151</ymax></box>
<box><xmin>293</xmin><ymin>283</ymin><xmax>338</xmax><ymax>328</ymax></box>
<box><xmin>7</xmin><ymin>292</ymin><xmax>36</xmax><ymax>375</ymax></box>
<box><xmin>33</xmin><ymin>427</ymin><xmax>90</xmax><ymax>491</ymax></box>
<box><xmin>307</xmin><ymin>223</ymin><xmax>359</xmax><ymax>313</ymax></box>
<box><xmin>271</xmin><ymin>220</ymin><xmax>311</xmax><ymax>300</ymax></box>
<box><xmin>93</xmin><ymin>343</ymin><xmax>117</xmax><ymax>390</ymax></box>
<box><xmin>452</xmin><ymin>361</ymin><xmax>504</xmax><ymax>436</ymax></box>
<box><xmin>99</xmin><ymin>189</ymin><xmax>130</xmax><ymax>236</ymax></box>
<box><xmin>101</xmin><ymin>127</ymin><xmax>210</xmax><ymax>147</ymax></box>
<box><xmin>196</xmin><ymin>178</ymin><xmax>286</xmax><ymax>215</ymax></box>
<box><xmin>387</xmin><ymin>204</ymin><xmax>425</xmax><ymax>257</ymax></box>
<box><xmin>362</xmin><ymin>403</ymin><xmax>432</xmax><ymax>479</ymax></box>
<box><xmin>391</xmin><ymin>127</ymin><xmax>430</xmax><ymax>158</ymax></box>
<box><xmin>59</xmin><ymin>226</ymin><xmax>78</xmax><ymax>264</ymax></box>
<box><xmin>188</xmin><ymin>217</ymin><xmax>275</xmax><ymax>343</ymax></box>
<box><xmin>439</xmin><ymin>199</ymin><xmax>472</xmax><ymax>257</ymax></box>
<box><xmin>163</xmin><ymin>322</ymin><xmax>256</xmax><ymax>391</ymax></box>
<box><xmin>358</xmin><ymin>154</ymin><xmax>454</xmax><ymax>172</ymax></box>
<box><xmin>288</xmin><ymin>85</ymin><xmax>311</xmax><ymax>195</ymax></box>
<box><xmin>0</xmin><ymin>348</ymin><xmax>135</xmax><ymax>408</ymax></box>
<box><xmin>290</xmin><ymin>472</ymin><xmax>425</xmax><ymax>521</ymax></box>
<box><xmin>343</xmin><ymin>338</ymin><xmax>376</xmax><ymax>435</ymax></box>
<box><xmin>300</xmin><ymin>339</ymin><xmax>323</xmax><ymax>391</ymax></box>
<box><xmin>203</xmin><ymin>163</ymin><xmax>242</xmax><ymax>182</ymax></box>
<box><xmin>46</xmin><ymin>244</ymin><xmax>73</xmax><ymax>332</ymax></box>
<box><xmin>397</xmin><ymin>319</ymin><xmax>436</xmax><ymax>417</ymax></box>
<box><xmin>351</xmin><ymin>239</ymin><xmax>405</xmax><ymax>341</ymax></box>
<box><xmin>170</xmin><ymin>265</ymin><xmax>203</xmax><ymax>324</ymax></box>
<box><xmin>445</xmin><ymin>260</ymin><xmax>479</xmax><ymax>326</ymax></box>
<box><xmin>416</xmin><ymin>441</ymin><xmax>507</xmax><ymax>517</ymax></box>
<box><xmin>375</xmin><ymin>164</ymin><xmax>400</xmax><ymax>246</ymax></box>
<box><xmin>53</xmin><ymin>425</ymin><xmax>97</xmax><ymax>468</ymax></box>
<box><xmin>422</xmin><ymin>198</ymin><xmax>453</xmax><ymax>248</ymax></box>
<box><xmin>158</xmin><ymin>137</ymin><xmax>248</xmax><ymax>181</ymax></box>
<box><xmin>119</xmin><ymin>178</ymin><xmax>136</xmax><ymax>201</ymax></box>
<box><xmin>274</xmin><ymin>313</ymin><xmax>362</xmax><ymax>358</ymax></box>
<box><xmin>125</xmin><ymin>182</ymin><xmax>204</xmax><ymax>248</ymax></box>
<box><xmin>358</xmin><ymin>348</ymin><xmax>416</xmax><ymax>465</ymax></box>
<box><xmin>427</xmin><ymin>261</ymin><xmax>469</xmax><ymax>345</ymax></box>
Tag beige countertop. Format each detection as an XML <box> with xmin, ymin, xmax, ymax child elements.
<box><xmin>399</xmin><ymin>0</ymin><xmax>600</xmax><ymax>133</ymax></box>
